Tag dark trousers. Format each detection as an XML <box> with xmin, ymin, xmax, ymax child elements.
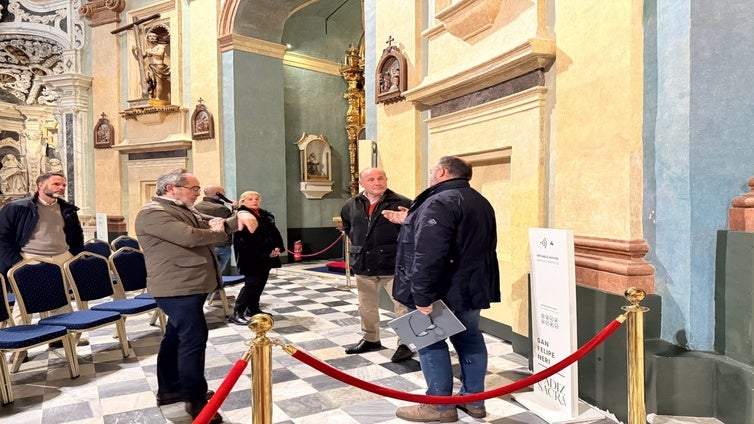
<box><xmin>153</xmin><ymin>294</ymin><xmax>209</xmax><ymax>402</ymax></box>
<box><xmin>236</xmin><ymin>267</ymin><xmax>271</xmax><ymax>314</ymax></box>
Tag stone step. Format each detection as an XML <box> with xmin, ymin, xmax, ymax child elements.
<box><xmin>647</xmin><ymin>414</ymin><xmax>724</xmax><ymax>424</ymax></box>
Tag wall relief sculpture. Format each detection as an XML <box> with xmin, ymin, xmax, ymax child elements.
<box><xmin>375</xmin><ymin>36</ymin><xmax>407</xmax><ymax>105</ymax></box>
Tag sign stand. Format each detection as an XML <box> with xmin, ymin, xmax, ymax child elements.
<box><xmin>513</xmin><ymin>228</ymin><xmax>607</xmax><ymax>423</ymax></box>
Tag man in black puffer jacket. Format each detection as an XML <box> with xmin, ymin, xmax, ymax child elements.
<box><xmin>340</xmin><ymin>167</ymin><xmax>413</xmax><ymax>362</ymax></box>
<box><xmin>384</xmin><ymin>156</ymin><xmax>500</xmax><ymax>422</ymax></box>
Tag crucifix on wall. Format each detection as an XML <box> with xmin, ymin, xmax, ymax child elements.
<box><xmin>112</xmin><ymin>13</ymin><xmax>171</xmax><ymax>108</ymax></box>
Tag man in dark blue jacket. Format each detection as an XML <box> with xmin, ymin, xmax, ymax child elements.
<box><xmin>0</xmin><ymin>172</ymin><xmax>83</xmax><ymax>277</ymax></box>
<box><xmin>384</xmin><ymin>156</ymin><xmax>500</xmax><ymax>422</ymax></box>
<box><xmin>0</xmin><ymin>172</ymin><xmax>84</xmax><ymax>337</ymax></box>
<box><xmin>341</xmin><ymin>168</ymin><xmax>413</xmax><ymax>362</ymax></box>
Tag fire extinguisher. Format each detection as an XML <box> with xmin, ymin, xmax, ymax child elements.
<box><xmin>293</xmin><ymin>240</ymin><xmax>303</xmax><ymax>261</ymax></box>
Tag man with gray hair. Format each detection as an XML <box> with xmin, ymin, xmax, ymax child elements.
<box><xmin>384</xmin><ymin>156</ymin><xmax>500</xmax><ymax>422</ymax></box>
<box><xmin>135</xmin><ymin>169</ymin><xmax>257</xmax><ymax>423</ymax></box>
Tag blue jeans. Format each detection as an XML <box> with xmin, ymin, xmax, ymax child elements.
<box><xmin>214</xmin><ymin>245</ymin><xmax>232</xmax><ymax>274</ymax></box>
<box><xmin>418</xmin><ymin>308</ymin><xmax>487</xmax><ymax>409</ymax></box>
<box><xmin>153</xmin><ymin>294</ymin><xmax>209</xmax><ymax>402</ymax></box>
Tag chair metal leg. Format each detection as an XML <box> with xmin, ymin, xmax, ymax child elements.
<box><xmin>61</xmin><ymin>335</ymin><xmax>80</xmax><ymax>378</ymax></box>
<box><xmin>0</xmin><ymin>352</ymin><xmax>13</xmax><ymax>405</ymax></box>
<box><xmin>149</xmin><ymin>310</ymin><xmax>159</xmax><ymax>326</ymax></box>
<box><xmin>219</xmin><ymin>288</ymin><xmax>230</xmax><ymax>317</ymax></box>
<box><xmin>157</xmin><ymin>310</ymin><xmax>166</xmax><ymax>333</ymax></box>
<box><xmin>10</xmin><ymin>350</ymin><xmax>26</xmax><ymax>373</ymax></box>
<box><xmin>114</xmin><ymin>319</ymin><xmax>130</xmax><ymax>358</ymax></box>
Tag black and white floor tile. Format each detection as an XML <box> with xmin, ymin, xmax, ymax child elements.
<box><xmin>1</xmin><ymin>263</ymin><xmax>620</xmax><ymax>424</ymax></box>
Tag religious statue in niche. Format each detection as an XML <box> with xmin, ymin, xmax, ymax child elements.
<box><xmin>191</xmin><ymin>98</ymin><xmax>215</xmax><ymax>140</ymax></box>
<box><xmin>112</xmin><ymin>13</ymin><xmax>171</xmax><ymax>107</ymax></box>
<box><xmin>375</xmin><ymin>36</ymin><xmax>407</xmax><ymax>104</ymax></box>
<box><xmin>136</xmin><ymin>26</ymin><xmax>171</xmax><ymax>104</ymax></box>
<box><xmin>295</xmin><ymin>133</ymin><xmax>334</xmax><ymax>199</ymax></box>
<box><xmin>0</xmin><ymin>152</ymin><xmax>27</xmax><ymax>195</ymax></box>
<box><xmin>94</xmin><ymin>113</ymin><xmax>114</xmax><ymax>149</ymax></box>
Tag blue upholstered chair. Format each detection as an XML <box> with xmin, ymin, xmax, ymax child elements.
<box><xmin>64</xmin><ymin>252</ymin><xmax>165</xmax><ymax>334</ymax></box>
<box><xmin>110</xmin><ymin>235</ymin><xmax>141</xmax><ymax>251</ymax></box>
<box><xmin>7</xmin><ymin>258</ymin><xmax>130</xmax><ymax>359</ymax></box>
<box><xmin>109</xmin><ymin>247</ymin><xmax>166</xmax><ymax>329</ymax></box>
<box><xmin>0</xmin><ymin>274</ymin><xmax>79</xmax><ymax>405</ymax></box>
<box><xmin>82</xmin><ymin>238</ymin><xmax>112</xmax><ymax>258</ymax></box>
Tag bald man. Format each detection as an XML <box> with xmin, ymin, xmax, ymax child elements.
<box><xmin>194</xmin><ymin>185</ymin><xmax>235</xmax><ymax>274</ymax></box>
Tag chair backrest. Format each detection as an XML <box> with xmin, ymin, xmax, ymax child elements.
<box><xmin>111</xmin><ymin>235</ymin><xmax>141</xmax><ymax>251</ymax></box>
<box><xmin>8</xmin><ymin>258</ymin><xmax>70</xmax><ymax>319</ymax></box>
<box><xmin>110</xmin><ymin>247</ymin><xmax>148</xmax><ymax>292</ymax></box>
<box><xmin>64</xmin><ymin>252</ymin><xmax>115</xmax><ymax>304</ymax></box>
<box><xmin>0</xmin><ymin>274</ymin><xmax>11</xmax><ymax>324</ymax></box>
<box><xmin>83</xmin><ymin>238</ymin><xmax>112</xmax><ymax>258</ymax></box>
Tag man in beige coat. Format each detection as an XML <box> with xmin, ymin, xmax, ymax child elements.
<box><xmin>135</xmin><ymin>169</ymin><xmax>257</xmax><ymax>423</ymax></box>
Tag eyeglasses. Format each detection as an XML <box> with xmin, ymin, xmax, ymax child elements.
<box><xmin>409</xmin><ymin>313</ymin><xmax>439</xmax><ymax>337</ymax></box>
<box><xmin>177</xmin><ymin>185</ymin><xmax>201</xmax><ymax>193</ymax></box>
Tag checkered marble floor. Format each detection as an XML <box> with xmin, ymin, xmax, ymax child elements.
<box><xmin>0</xmin><ymin>263</ymin><xmax>619</xmax><ymax>424</ymax></box>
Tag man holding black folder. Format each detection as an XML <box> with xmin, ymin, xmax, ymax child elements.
<box><xmin>383</xmin><ymin>156</ymin><xmax>500</xmax><ymax>423</ymax></box>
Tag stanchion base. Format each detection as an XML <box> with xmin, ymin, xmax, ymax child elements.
<box><xmin>513</xmin><ymin>392</ymin><xmax>613</xmax><ymax>423</ymax></box>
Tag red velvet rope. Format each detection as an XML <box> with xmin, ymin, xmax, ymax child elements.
<box><xmin>285</xmin><ymin>233</ymin><xmax>345</xmax><ymax>258</ymax></box>
<box><xmin>290</xmin><ymin>316</ymin><xmax>625</xmax><ymax>404</ymax></box>
<box><xmin>193</xmin><ymin>359</ymin><xmax>249</xmax><ymax>424</ymax></box>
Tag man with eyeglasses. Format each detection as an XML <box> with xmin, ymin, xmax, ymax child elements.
<box><xmin>383</xmin><ymin>156</ymin><xmax>500</xmax><ymax>423</ymax></box>
<box><xmin>135</xmin><ymin>168</ymin><xmax>258</xmax><ymax>424</ymax></box>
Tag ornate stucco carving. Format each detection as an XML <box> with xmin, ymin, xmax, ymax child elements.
<box><xmin>79</xmin><ymin>0</ymin><xmax>126</xmax><ymax>27</ymax></box>
<box><xmin>435</xmin><ymin>0</ymin><xmax>502</xmax><ymax>41</ymax></box>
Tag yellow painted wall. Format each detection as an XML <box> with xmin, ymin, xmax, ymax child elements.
<box><xmin>374</xmin><ymin>0</ymin><xmax>423</xmax><ymax>197</ymax></box>
<box><xmin>373</xmin><ymin>0</ymin><xmax>550</xmax><ymax>338</ymax></box>
<box><xmin>91</xmin><ymin>24</ymin><xmax>124</xmax><ymax>216</ymax></box>
<box><xmin>188</xmin><ymin>0</ymin><xmax>223</xmax><ymax>187</ymax></box>
<box><xmin>553</xmin><ymin>0</ymin><xmax>644</xmax><ymax>240</ymax></box>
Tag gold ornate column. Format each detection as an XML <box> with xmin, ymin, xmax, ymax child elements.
<box><xmin>339</xmin><ymin>43</ymin><xmax>365</xmax><ymax>195</ymax></box>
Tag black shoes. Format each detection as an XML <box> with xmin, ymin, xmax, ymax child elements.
<box><xmin>185</xmin><ymin>400</ymin><xmax>223</xmax><ymax>423</ymax></box>
<box><xmin>390</xmin><ymin>344</ymin><xmax>414</xmax><ymax>362</ymax></box>
<box><xmin>156</xmin><ymin>389</ymin><xmax>215</xmax><ymax>406</ymax></box>
<box><xmin>228</xmin><ymin>310</ymin><xmax>249</xmax><ymax>325</ymax></box>
<box><xmin>345</xmin><ymin>339</ymin><xmax>382</xmax><ymax>354</ymax></box>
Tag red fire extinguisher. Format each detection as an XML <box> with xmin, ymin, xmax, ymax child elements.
<box><xmin>293</xmin><ymin>240</ymin><xmax>303</xmax><ymax>261</ymax></box>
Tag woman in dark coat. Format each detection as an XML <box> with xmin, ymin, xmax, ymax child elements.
<box><xmin>229</xmin><ymin>191</ymin><xmax>285</xmax><ymax>324</ymax></box>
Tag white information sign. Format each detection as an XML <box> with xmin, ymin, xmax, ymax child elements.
<box><xmin>95</xmin><ymin>213</ymin><xmax>108</xmax><ymax>242</ymax></box>
<box><xmin>514</xmin><ymin>228</ymin><xmax>603</xmax><ymax>423</ymax></box>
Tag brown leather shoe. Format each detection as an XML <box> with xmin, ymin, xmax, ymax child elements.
<box><xmin>395</xmin><ymin>404</ymin><xmax>458</xmax><ymax>422</ymax></box>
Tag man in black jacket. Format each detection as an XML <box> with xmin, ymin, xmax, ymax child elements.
<box><xmin>194</xmin><ymin>185</ymin><xmax>235</xmax><ymax>274</ymax></box>
<box><xmin>341</xmin><ymin>167</ymin><xmax>413</xmax><ymax>362</ymax></box>
<box><xmin>384</xmin><ymin>156</ymin><xmax>500</xmax><ymax>422</ymax></box>
<box><xmin>0</xmin><ymin>172</ymin><xmax>85</xmax><ymax>340</ymax></box>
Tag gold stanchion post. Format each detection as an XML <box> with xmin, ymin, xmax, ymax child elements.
<box><xmin>622</xmin><ymin>287</ymin><xmax>648</xmax><ymax>424</ymax></box>
<box><xmin>333</xmin><ymin>217</ymin><xmax>352</xmax><ymax>290</ymax></box>
<box><xmin>248</xmin><ymin>313</ymin><xmax>274</xmax><ymax>424</ymax></box>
